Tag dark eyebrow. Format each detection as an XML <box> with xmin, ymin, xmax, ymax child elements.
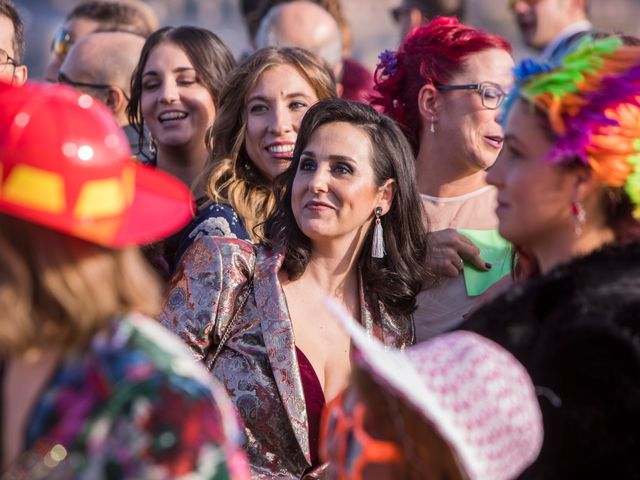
<box><xmin>247</xmin><ymin>92</ymin><xmax>313</xmax><ymax>103</ymax></box>
<box><xmin>300</xmin><ymin>151</ymin><xmax>357</xmax><ymax>163</ymax></box>
<box><xmin>142</xmin><ymin>67</ymin><xmax>196</xmax><ymax>78</ymax></box>
<box><xmin>328</xmin><ymin>154</ymin><xmax>357</xmax><ymax>163</ymax></box>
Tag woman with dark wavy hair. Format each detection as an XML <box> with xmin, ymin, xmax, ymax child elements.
<box><xmin>160</xmin><ymin>98</ymin><xmax>432</xmax><ymax>478</ymax></box>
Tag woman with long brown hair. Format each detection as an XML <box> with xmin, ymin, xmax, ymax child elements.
<box><xmin>172</xmin><ymin>47</ymin><xmax>336</xmax><ymax>264</ymax></box>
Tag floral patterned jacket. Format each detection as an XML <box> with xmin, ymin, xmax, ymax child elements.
<box><xmin>6</xmin><ymin>314</ymin><xmax>250</xmax><ymax>480</ymax></box>
<box><xmin>160</xmin><ymin>237</ymin><xmax>415</xmax><ymax>479</ymax></box>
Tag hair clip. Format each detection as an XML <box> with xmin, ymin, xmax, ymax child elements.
<box><xmin>378</xmin><ymin>49</ymin><xmax>399</xmax><ymax>76</ymax></box>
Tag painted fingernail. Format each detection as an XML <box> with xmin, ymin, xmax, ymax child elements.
<box><xmin>485</xmin><ymin>262</ymin><xmax>492</xmax><ymax>269</ymax></box>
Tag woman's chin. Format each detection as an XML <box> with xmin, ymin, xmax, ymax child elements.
<box><xmin>497</xmin><ymin>223</ymin><xmax>518</xmax><ymax>245</ymax></box>
<box><xmin>299</xmin><ymin>225</ymin><xmax>336</xmax><ymax>245</ymax></box>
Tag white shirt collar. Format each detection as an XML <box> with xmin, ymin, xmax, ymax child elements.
<box><xmin>540</xmin><ymin>20</ymin><xmax>593</xmax><ymax>61</ymax></box>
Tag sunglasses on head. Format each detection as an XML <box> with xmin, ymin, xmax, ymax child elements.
<box><xmin>50</xmin><ymin>26</ymin><xmax>74</xmax><ymax>57</ymax></box>
<box><xmin>319</xmin><ymin>391</ymin><xmax>403</xmax><ymax>480</ymax></box>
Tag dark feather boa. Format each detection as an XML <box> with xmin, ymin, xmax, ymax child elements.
<box><xmin>459</xmin><ymin>243</ymin><xmax>640</xmax><ymax>479</ymax></box>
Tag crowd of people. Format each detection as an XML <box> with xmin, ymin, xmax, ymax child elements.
<box><xmin>1</xmin><ymin>0</ymin><xmax>640</xmax><ymax>478</ymax></box>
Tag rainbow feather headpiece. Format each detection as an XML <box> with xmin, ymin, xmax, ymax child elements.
<box><xmin>506</xmin><ymin>36</ymin><xmax>640</xmax><ymax>217</ymax></box>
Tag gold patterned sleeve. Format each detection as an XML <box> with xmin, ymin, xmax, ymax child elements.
<box><xmin>159</xmin><ymin>237</ymin><xmax>255</xmax><ymax>361</ymax></box>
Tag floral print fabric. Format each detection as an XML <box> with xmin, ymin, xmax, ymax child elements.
<box><xmin>160</xmin><ymin>237</ymin><xmax>414</xmax><ymax>479</ymax></box>
<box><xmin>7</xmin><ymin>314</ymin><xmax>250</xmax><ymax>480</ymax></box>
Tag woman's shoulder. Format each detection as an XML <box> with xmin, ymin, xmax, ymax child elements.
<box><xmin>192</xmin><ymin>202</ymin><xmax>250</xmax><ymax>240</ymax></box>
<box><xmin>179</xmin><ymin>231</ymin><xmax>257</xmax><ymax>274</ymax></box>
<box><xmin>24</xmin><ymin>314</ymin><xmax>249</xmax><ymax>479</ymax></box>
<box><xmin>174</xmin><ymin>202</ymin><xmax>251</xmax><ymax>268</ymax></box>
<box><xmin>93</xmin><ymin>314</ymin><xmax>248</xmax><ymax>449</ymax></box>
<box><xmin>95</xmin><ymin>314</ymin><xmax>229</xmax><ymax>390</ymax></box>
<box><xmin>462</xmin><ymin>244</ymin><xmax>640</xmax><ymax>480</ymax></box>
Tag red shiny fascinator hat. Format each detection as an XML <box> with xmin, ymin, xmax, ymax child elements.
<box><xmin>0</xmin><ymin>82</ymin><xmax>194</xmax><ymax>247</ymax></box>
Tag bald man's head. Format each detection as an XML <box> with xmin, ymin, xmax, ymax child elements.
<box><xmin>59</xmin><ymin>31</ymin><xmax>144</xmax><ymax>124</ymax></box>
<box><xmin>256</xmin><ymin>1</ymin><xmax>342</xmax><ymax>80</ymax></box>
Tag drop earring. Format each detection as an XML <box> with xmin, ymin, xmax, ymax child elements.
<box><xmin>148</xmin><ymin>132</ymin><xmax>157</xmax><ymax>156</ymax></box>
<box><xmin>430</xmin><ymin>116</ymin><xmax>436</xmax><ymax>134</ymax></box>
<box><xmin>372</xmin><ymin>206</ymin><xmax>385</xmax><ymax>258</ymax></box>
<box><xmin>571</xmin><ymin>201</ymin><xmax>586</xmax><ymax>236</ymax></box>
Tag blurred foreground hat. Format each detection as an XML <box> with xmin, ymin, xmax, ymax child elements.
<box><xmin>327</xmin><ymin>300</ymin><xmax>543</xmax><ymax>480</ymax></box>
<box><xmin>0</xmin><ymin>82</ymin><xmax>194</xmax><ymax>247</ymax></box>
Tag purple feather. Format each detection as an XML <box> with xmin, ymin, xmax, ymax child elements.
<box><xmin>547</xmin><ymin>62</ymin><xmax>640</xmax><ymax>164</ymax></box>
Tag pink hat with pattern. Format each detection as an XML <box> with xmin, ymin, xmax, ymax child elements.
<box><xmin>326</xmin><ymin>300</ymin><xmax>543</xmax><ymax>480</ymax></box>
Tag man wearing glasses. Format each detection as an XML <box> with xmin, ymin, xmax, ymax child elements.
<box><xmin>510</xmin><ymin>0</ymin><xmax>591</xmax><ymax>62</ymax></box>
<box><xmin>390</xmin><ymin>0</ymin><xmax>465</xmax><ymax>40</ymax></box>
<box><xmin>0</xmin><ymin>0</ymin><xmax>27</xmax><ymax>86</ymax></box>
<box><xmin>44</xmin><ymin>1</ymin><xmax>156</xmax><ymax>83</ymax></box>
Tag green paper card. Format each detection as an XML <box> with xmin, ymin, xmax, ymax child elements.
<box><xmin>458</xmin><ymin>229</ymin><xmax>512</xmax><ymax>297</ymax></box>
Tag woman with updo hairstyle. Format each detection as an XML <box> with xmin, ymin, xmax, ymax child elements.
<box><xmin>172</xmin><ymin>47</ymin><xmax>336</xmax><ymax>264</ymax></box>
<box><xmin>161</xmin><ymin>98</ymin><xmax>431</xmax><ymax>478</ymax></box>
<box><xmin>461</xmin><ymin>36</ymin><xmax>640</xmax><ymax>477</ymax></box>
<box><xmin>373</xmin><ymin>17</ymin><xmax>515</xmax><ymax>342</ymax></box>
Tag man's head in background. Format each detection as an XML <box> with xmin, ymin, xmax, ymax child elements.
<box><xmin>45</xmin><ymin>0</ymin><xmax>157</xmax><ymax>81</ymax></box>
<box><xmin>510</xmin><ymin>0</ymin><xmax>589</xmax><ymax>51</ymax></box>
<box><xmin>255</xmin><ymin>1</ymin><xmax>343</xmax><ymax>93</ymax></box>
<box><xmin>0</xmin><ymin>0</ymin><xmax>27</xmax><ymax>85</ymax></box>
<box><xmin>391</xmin><ymin>0</ymin><xmax>465</xmax><ymax>40</ymax></box>
<box><xmin>58</xmin><ymin>31</ymin><xmax>144</xmax><ymax>126</ymax></box>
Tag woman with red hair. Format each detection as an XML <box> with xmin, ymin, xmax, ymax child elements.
<box><xmin>373</xmin><ymin>17</ymin><xmax>514</xmax><ymax>342</ymax></box>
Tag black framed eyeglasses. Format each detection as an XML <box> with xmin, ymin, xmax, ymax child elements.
<box><xmin>57</xmin><ymin>71</ymin><xmax>130</xmax><ymax>102</ymax></box>
<box><xmin>57</xmin><ymin>71</ymin><xmax>112</xmax><ymax>90</ymax></box>
<box><xmin>0</xmin><ymin>47</ymin><xmax>16</xmax><ymax>73</ymax></box>
<box><xmin>50</xmin><ymin>26</ymin><xmax>74</xmax><ymax>57</ymax></box>
<box><xmin>435</xmin><ymin>81</ymin><xmax>508</xmax><ymax>110</ymax></box>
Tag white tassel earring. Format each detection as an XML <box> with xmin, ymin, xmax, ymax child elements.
<box><xmin>430</xmin><ymin>116</ymin><xmax>436</xmax><ymax>134</ymax></box>
<box><xmin>372</xmin><ymin>206</ymin><xmax>385</xmax><ymax>258</ymax></box>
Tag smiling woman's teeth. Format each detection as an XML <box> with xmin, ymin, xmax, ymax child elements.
<box><xmin>268</xmin><ymin>144</ymin><xmax>294</xmax><ymax>154</ymax></box>
<box><xmin>159</xmin><ymin>112</ymin><xmax>188</xmax><ymax>122</ymax></box>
